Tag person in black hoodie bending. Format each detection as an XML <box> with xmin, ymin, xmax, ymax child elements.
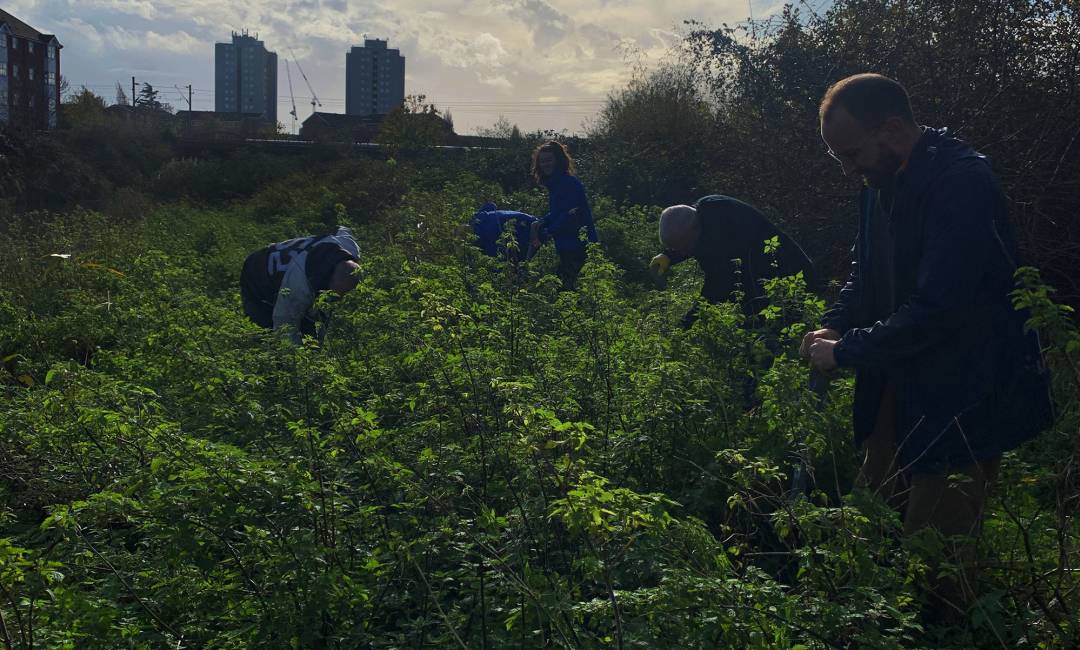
<box><xmin>649</xmin><ymin>196</ymin><xmax>815</xmax><ymax>327</ymax></box>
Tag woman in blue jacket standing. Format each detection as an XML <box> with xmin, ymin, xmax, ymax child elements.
<box><xmin>529</xmin><ymin>141</ymin><xmax>598</xmax><ymax>289</ymax></box>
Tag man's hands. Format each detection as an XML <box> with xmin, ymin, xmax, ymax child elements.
<box><xmin>649</xmin><ymin>253</ymin><xmax>671</xmax><ymax>275</ymax></box>
<box><xmin>801</xmin><ymin>328</ymin><xmax>841</xmax><ymax>372</ymax></box>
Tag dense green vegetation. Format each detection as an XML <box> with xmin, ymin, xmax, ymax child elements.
<box><xmin>1</xmin><ymin>151</ymin><xmax>1077</xmax><ymax>648</ymax></box>
<box><xmin>2</xmin><ymin>0</ymin><xmax>1078</xmax><ymax>646</ymax></box>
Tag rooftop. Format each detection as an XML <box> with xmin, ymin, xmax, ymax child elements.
<box><xmin>0</xmin><ymin>8</ymin><xmax>59</xmax><ymax>44</ymax></box>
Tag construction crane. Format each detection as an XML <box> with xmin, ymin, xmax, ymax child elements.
<box><xmin>284</xmin><ymin>59</ymin><xmax>299</xmax><ymax>134</ymax></box>
<box><xmin>289</xmin><ymin>48</ymin><xmax>322</xmax><ymax>118</ymax></box>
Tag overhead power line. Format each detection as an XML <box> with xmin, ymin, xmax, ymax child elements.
<box><xmin>74</xmin><ymin>83</ymin><xmax>607</xmax><ymax>106</ymax></box>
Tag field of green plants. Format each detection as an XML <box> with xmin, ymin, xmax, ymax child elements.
<box><xmin>1</xmin><ymin>151</ymin><xmax>1077</xmax><ymax>649</ymax></box>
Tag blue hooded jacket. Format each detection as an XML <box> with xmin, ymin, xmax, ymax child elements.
<box><xmin>539</xmin><ymin>172</ymin><xmax>598</xmax><ymax>252</ymax></box>
<box><xmin>471</xmin><ymin>207</ymin><xmax>536</xmax><ymax>258</ymax></box>
<box><xmin>823</xmin><ymin>127</ymin><xmax>1052</xmax><ymax>473</ymax></box>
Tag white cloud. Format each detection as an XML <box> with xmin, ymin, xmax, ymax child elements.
<box><xmin>503</xmin><ymin>0</ymin><xmax>573</xmax><ymax>48</ymax></box>
<box><xmin>144</xmin><ymin>30</ymin><xmax>205</xmax><ymax>54</ymax></box>
<box><xmin>77</xmin><ymin>0</ymin><xmax>161</xmax><ymax>20</ymax></box>
<box><xmin>101</xmin><ymin>26</ymin><xmax>203</xmax><ymax>54</ymax></box>
<box><xmin>421</xmin><ymin>31</ymin><xmax>507</xmax><ymax>69</ymax></box>
<box><xmin>54</xmin><ymin>18</ymin><xmax>105</xmax><ymax>53</ymax></box>
<box><xmin>100</xmin><ymin>24</ymin><xmax>140</xmax><ymax>50</ymax></box>
<box><xmin>478</xmin><ymin>74</ymin><xmax>513</xmax><ymax>89</ymax></box>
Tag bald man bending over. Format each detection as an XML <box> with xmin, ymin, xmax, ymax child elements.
<box><xmin>649</xmin><ymin>196</ymin><xmax>815</xmax><ymax>326</ymax></box>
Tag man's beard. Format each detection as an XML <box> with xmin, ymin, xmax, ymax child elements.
<box><xmin>862</xmin><ymin>150</ymin><xmax>904</xmax><ymax>189</ymax></box>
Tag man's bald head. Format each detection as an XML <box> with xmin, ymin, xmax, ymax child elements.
<box><xmin>659</xmin><ymin>205</ymin><xmax>701</xmax><ymax>255</ymax></box>
<box><xmin>328</xmin><ymin>259</ymin><xmax>360</xmax><ymax>294</ymax></box>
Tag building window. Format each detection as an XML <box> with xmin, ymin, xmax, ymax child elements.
<box><xmin>12</xmin><ymin>64</ymin><xmax>18</xmax><ymax>77</ymax></box>
<box><xmin>28</xmin><ymin>68</ymin><xmax>33</xmax><ymax>81</ymax></box>
<box><xmin>0</xmin><ymin>66</ymin><xmax>6</xmax><ymax>77</ymax></box>
<box><xmin>28</xmin><ymin>42</ymin><xmax>34</xmax><ymax>53</ymax></box>
<box><xmin>48</xmin><ymin>46</ymin><xmax>55</xmax><ymax>60</ymax></box>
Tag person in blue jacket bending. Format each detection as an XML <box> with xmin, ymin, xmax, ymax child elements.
<box><xmin>470</xmin><ymin>202</ymin><xmax>537</xmax><ymax>263</ymax></box>
<box><xmin>529</xmin><ymin>141</ymin><xmax>598</xmax><ymax>289</ymax></box>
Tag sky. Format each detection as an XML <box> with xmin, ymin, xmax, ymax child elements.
<box><xmin>6</xmin><ymin>0</ymin><xmax>779</xmax><ymax>135</ymax></box>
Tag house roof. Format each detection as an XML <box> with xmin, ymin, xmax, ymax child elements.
<box><xmin>177</xmin><ymin>110</ymin><xmax>270</xmax><ymax>122</ymax></box>
<box><xmin>300</xmin><ymin>111</ymin><xmax>454</xmax><ymax>134</ymax></box>
<box><xmin>300</xmin><ymin>112</ymin><xmax>388</xmax><ymax>128</ymax></box>
<box><xmin>0</xmin><ymin>9</ymin><xmax>59</xmax><ymax>45</ymax></box>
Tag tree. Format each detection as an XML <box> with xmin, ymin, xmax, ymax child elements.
<box><xmin>376</xmin><ymin>94</ymin><xmax>451</xmax><ymax>153</ymax></box>
<box><xmin>132</xmin><ymin>82</ymin><xmax>174</xmax><ymax>119</ymax></box>
<box><xmin>135</xmin><ymin>83</ymin><xmax>161</xmax><ymax>111</ymax></box>
<box><xmin>115</xmin><ymin>81</ymin><xmax>129</xmax><ymax>107</ymax></box>
<box><xmin>586</xmin><ymin>62</ymin><xmax>718</xmax><ymax>206</ymax></box>
<box><xmin>60</xmin><ymin>86</ymin><xmax>108</xmax><ymax>128</ymax></box>
<box><xmin>475</xmin><ymin>115</ymin><xmax>521</xmax><ymax>140</ymax></box>
<box><xmin>682</xmin><ymin>0</ymin><xmax>1080</xmax><ymax>300</ymax></box>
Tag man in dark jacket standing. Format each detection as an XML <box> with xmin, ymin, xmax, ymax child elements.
<box><xmin>650</xmin><ymin>196</ymin><xmax>815</xmax><ymax>326</ymax></box>
<box><xmin>802</xmin><ymin>74</ymin><xmax>1052</xmax><ymax>614</ymax></box>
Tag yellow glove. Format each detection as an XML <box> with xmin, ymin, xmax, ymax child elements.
<box><xmin>649</xmin><ymin>253</ymin><xmax>671</xmax><ymax>275</ymax></box>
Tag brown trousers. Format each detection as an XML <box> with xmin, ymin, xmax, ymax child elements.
<box><xmin>856</xmin><ymin>386</ymin><xmax>1000</xmax><ymax>614</ymax></box>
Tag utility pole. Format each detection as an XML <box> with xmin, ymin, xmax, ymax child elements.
<box><xmin>175</xmin><ymin>84</ymin><xmax>193</xmax><ymax>134</ymax></box>
<box><xmin>173</xmin><ymin>84</ymin><xmax>193</xmax><ymax>111</ymax></box>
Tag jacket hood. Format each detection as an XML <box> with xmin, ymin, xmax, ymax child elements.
<box><xmin>900</xmin><ymin>127</ymin><xmax>987</xmax><ymax>195</ymax></box>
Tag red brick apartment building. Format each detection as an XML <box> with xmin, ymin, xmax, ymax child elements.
<box><xmin>0</xmin><ymin>9</ymin><xmax>61</xmax><ymax>131</ymax></box>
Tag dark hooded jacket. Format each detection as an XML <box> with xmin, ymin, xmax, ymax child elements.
<box><xmin>665</xmin><ymin>195</ymin><xmax>815</xmax><ymax>313</ymax></box>
<box><xmin>824</xmin><ymin>128</ymin><xmax>1052</xmax><ymax>473</ymax></box>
